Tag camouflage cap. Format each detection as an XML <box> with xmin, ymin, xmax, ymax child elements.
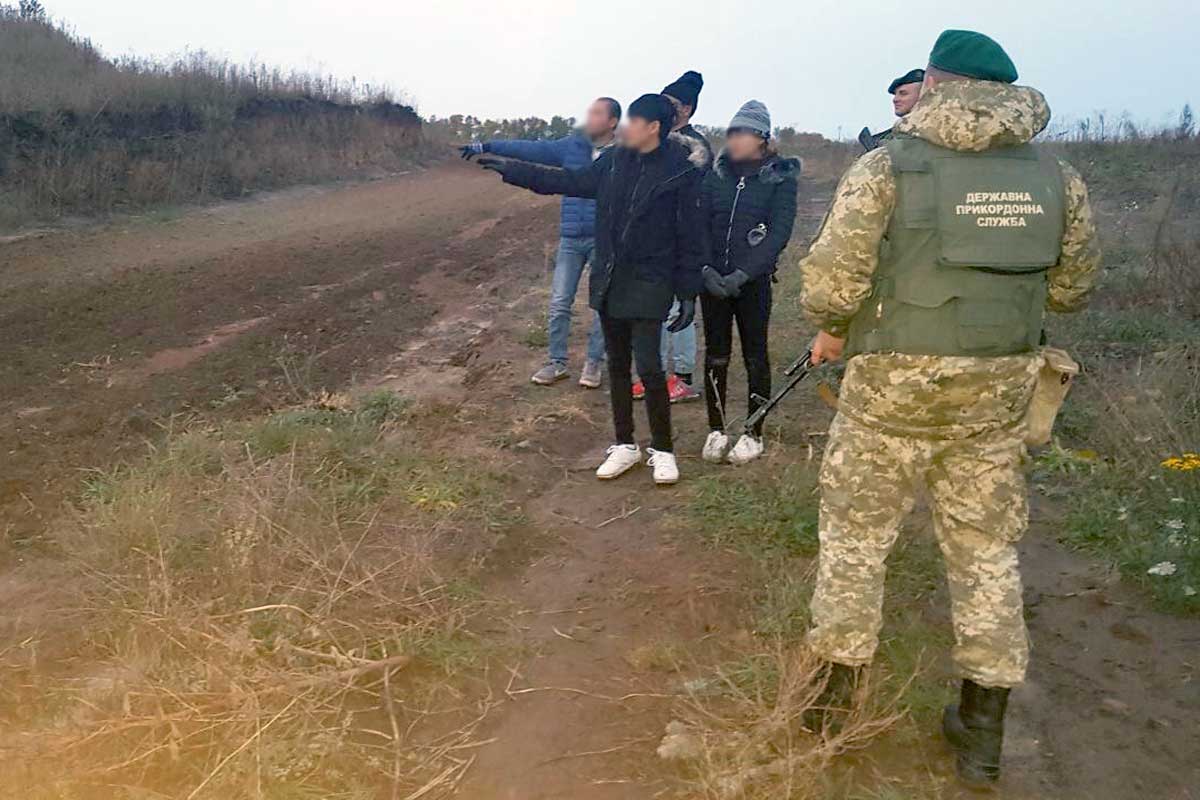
<box><xmin>888</xmin><ymin>68</ymin><xmax>926</xmax><ymax>94</ymax></box>
<box><xmin>929</xmin><ymin>30</ymin><xmax>1018</xmax><ymax>84</ymax></box>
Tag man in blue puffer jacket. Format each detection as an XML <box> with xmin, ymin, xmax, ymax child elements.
<box><xmin>461</xmin><ymin>98</ymin><xmax>621</xmax><ymax>388</ymax></box>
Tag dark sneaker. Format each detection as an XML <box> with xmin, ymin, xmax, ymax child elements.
<box><xmin>579</xmin><ymin>360</ymin><xmax>604</xmax><ymax>389</ymax></box>
<box><xmin>531</xmin><ymin>363</ymin><xmax>569</xmax><ymax>386</ymax></box>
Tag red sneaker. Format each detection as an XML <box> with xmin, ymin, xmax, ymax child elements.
<box><xmin>668</xmin><ymin>375</ymin><xmax>700</xmax><ymax>404</ymax></box>
<box><xmin>632</xmin><ymin>380</ymin><xmax>646</xmax><ymax>400</ymax></box>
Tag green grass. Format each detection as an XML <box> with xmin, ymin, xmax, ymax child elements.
<box><xmin>686</xmin><ymin>465</ymin><xmax>821</xmax><ymax>557</ymax></box>
<box><xmin>1058</xmin><ymin>471</ymin><xmax>1200</xmax><ymax>614</ymax></box>
<box><xmin>520</xmin><ymin>311</ymin><xmax>550</xmax><ymax>349</ymax></box>
<box><xmin>1048</xmin><ymin>308</ymin><xmax>1200</xmax><ymax>355</ymax></box>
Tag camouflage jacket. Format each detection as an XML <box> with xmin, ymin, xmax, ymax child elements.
<box><xmin>800</xmin><ymin>80</ymin><xmax>1102</xmax><ymax>439</ymax></box>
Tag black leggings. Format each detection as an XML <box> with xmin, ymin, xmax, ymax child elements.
<box><xmin>701</xmin><ymin>277</ymin><xmax>772</xmax><ymax>437</ymax></box>
<box><xmin>601</xmin><ymin>315</ymin><xmax>673</xmax><ymax>452</ymax></box>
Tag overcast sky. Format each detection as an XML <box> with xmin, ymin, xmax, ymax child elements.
<box><xmin>48</xmin><ymin>0</ymin><xmax>1198</xmax><ymax>137</ymax></box>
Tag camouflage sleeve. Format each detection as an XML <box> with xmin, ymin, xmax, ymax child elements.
<box><xmin>799</xmin><ymin>148</ymin><xmax>896</xmax><ymax>337</ymax></box>
<box><xmin>1047</xmin><ymin>160</ymin><xmax>1102</xmax><ymax>313</ymax></box>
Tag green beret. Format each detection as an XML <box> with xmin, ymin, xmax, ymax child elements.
<box><xmin>929</xmin><ymin>29</ymin><xmax>1018</xmax><ymax>83</ymax></box>
<box><xmin>888</xmin><ymin>69</ymin><xmax>926</xmax><ymax>94</ymax></box>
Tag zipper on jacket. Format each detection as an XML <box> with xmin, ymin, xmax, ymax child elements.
<box><xmin>620</xmin><ymin>161</ymin><xmax>649</xmax><ymax>244</ymax></box>
<box><xmin>723</xmin><ymin>176</ymin><xmax>747</xmax><ymax>271</ymax></box>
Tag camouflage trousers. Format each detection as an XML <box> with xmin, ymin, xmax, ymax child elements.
<box><xmin>806</xmin><ymin>412</ymin><xmax>1030</xmax><ymax>688</ymax></box>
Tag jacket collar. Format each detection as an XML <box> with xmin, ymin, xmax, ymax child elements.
<box><xmin>713</xmin><ymin>149</ymin><xmax>802</xmax><ymax>184</ymax></box>
<box><xmin>893</xmin><ymin>79</ymin><xmax>1050</xmax><ymax>152</ymax></box>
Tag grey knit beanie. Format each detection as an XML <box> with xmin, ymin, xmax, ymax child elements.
<box><xmin>728</xmin><ymin>100</ymin><xmax>771</xmax><ymax>138</ymax></box>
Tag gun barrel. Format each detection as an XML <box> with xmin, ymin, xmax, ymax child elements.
<box><xmin>783</xmin><ymin>350</ymin><xmax>814</xmax><ymax>377</ymax></box>
<box><xmin>743</xmin><ymin>351</ymin><xmax>816</xmax><ymax>435</ymax></box>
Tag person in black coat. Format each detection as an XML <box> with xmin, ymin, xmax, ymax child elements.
<box><xmin>698</xmin><ymin>100</ymin><xmax>800</xmax><ymax>465</ymax></box>
<box><xmin>475</xmin><ymin>94</ymin><xmax>707</xmax><ymax>485</ymax></box>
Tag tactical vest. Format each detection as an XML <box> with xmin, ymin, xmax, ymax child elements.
<box><xmin>846</xmin><ymin>136</ymin><xmax>1066</xmax><ymax>358</ymax></box>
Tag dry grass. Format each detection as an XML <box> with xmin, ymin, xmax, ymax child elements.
<box><xmin>0</xmin><ymin>9</ymin><xmax>397</xmax><ymax>115</ymax></box>
<box><xmin>0</xmin><ymin>11</ymin><xmax>424</xmax><ymax>229</ymax></box>
<box><xmin>0</xmin><ymin>392</ymin><xmax>514</xmax><ymax>799</ymax></box>
<box><xmin>660</xmin><ymin>646</ymin><xmax>902</xmax><ymax>799</ymax></box>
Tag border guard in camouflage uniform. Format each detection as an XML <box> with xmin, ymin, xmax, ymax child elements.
<box><xmin>799</xmin><ymin>30</ymin><xmax>1102</xmax><ymax>786</ymax></box>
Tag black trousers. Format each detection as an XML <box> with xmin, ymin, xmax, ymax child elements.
<box><xmin>601</xmin><ymin>314</ymin><xmax>673</xmax><ymax>452</ymax></box>
<box><xmin>701</xmin><ymin>276</ymin><xmax>772</xmax><ymax>437</ymax></box>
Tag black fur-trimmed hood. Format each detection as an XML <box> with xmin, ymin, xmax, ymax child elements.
<box><xmin>669</xmin><ymin>131</ymin><xmax>713</xmax><ymax>170</ymax></box>
<box><xmin>713</xmin><ymin>149</ymin><xmax>802</xmax><ymax>184</ymax></box>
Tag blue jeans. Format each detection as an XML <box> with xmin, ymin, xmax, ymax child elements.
<box><xmin>661</xmin><ymin>299</ymin><xmax>697</xmax><ymax>375</ymax></box>
<box><xmin>548</xmin><ymin>237</ymin><xmax>606</xmax><ymax>367</ymax></box>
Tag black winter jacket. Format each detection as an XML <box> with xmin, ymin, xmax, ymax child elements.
<box><xmin>701</xmin><ymin>150</ymin><xmax>801</xmax><ymax>280</ymax></box>
<box><xmin>498</xmin><ymin>134</ymin><xmax>709</xmax><ymax>321</ymax></box>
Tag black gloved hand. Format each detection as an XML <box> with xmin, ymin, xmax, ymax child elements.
<box><xmin>724</xmin><ymin>269</ymin><xmax>752</xmax><ymax>298</ymax></box>
<box><xmin>702</xmin><ymin>266</ymin><xmax>731</xmax><ymax>298</ymax></box>
<box><xmin>459</xmin><ymin>142</ymin><xmax>485</xmax><ymax>160</ymax></box>
<box><xmin>667</xmin><ymin>297</ymin><xmax>696</xmax><ymax>333</ymax></box>
<box><xmin>475</xmin><ymin>155</ymin><xmax>509</xmax><ymax>177</ymax></box>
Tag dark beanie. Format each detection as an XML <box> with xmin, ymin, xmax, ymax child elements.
<box><xmin>929</xmin><ymin>30</ymin><xmax>1018</xmax><ymax>83</ymax></box>
<box><xmin>628</xmin><ymin>93</ymin><xmax>676</xmax><ymax>140</ymax></box>
<box><xmin>661</xmin><ymin>70</ymin><xmax>704</xmax><ymax>111</ymax></box>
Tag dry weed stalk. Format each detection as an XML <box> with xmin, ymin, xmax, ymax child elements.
<box><xmin>664</xmin><ymin>645</ymin><xmax>903</xmax><ymax>799</ymax></box>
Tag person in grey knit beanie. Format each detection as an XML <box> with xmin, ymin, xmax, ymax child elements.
<box><xmin>697</xmin><ymin>97</ymin><xmax>800</xmax><ymax>466</ymax></box>
<box><xmin>728</xmin><ymin>100</ymin><xmax>772</xmax><ymax>139</ymax></box>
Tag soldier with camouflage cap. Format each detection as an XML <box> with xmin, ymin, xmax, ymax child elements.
<box><xmin>799</xmin><ymin>30</ymin><xmax>1102</xmax><ymax>786</ymax></box>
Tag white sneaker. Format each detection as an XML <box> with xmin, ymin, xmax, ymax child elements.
<box><xmin>727</xmin><ymin>434</ymin><xmax>765</xmax><ymax>465</ymax></box>
<box><xmin>647</xmin><ymin>449</ymin><xmax>680</xmax><ymax>485</ymax></box>
<box><xmin>702</xmin><ymin>431</ymin><xmax>730</xmax><ymax>464</ymax></box>
<box><xmin>596</xmin><ymin>444</ymin><xmax>642</xmax><ymax>480</ymax></box>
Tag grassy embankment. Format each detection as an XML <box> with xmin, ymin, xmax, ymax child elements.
<box><xmin>0</xmin><ymin>7</ymin><xmax>425</xmax><ymax>230</ymax></box>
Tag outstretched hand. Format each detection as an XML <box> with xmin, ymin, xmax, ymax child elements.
<box><xmin>667</xmin><ymin>298</ymin><xmax>696</xmax><ymax>333</ymax></box>
<box><xmin>459</xmin><ymin>142</ymin><xmax>484</xmax><ymax>160</ymax></box>
<box><xmin>475</xmin><ymin>155</ymin><xmax>509</xmax><ymax>177</ymax></box>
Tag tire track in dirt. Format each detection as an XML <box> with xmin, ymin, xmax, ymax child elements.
<box><xmin>0</xmin><ymin>162</ymin><xmax>557</xmax><ymax>551</ymax></box>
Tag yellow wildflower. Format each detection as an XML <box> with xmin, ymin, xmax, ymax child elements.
<box><xmin>1161</xmin><ymin>452</ymin><xmax>1200</xmax><ymax>472</ymax></box>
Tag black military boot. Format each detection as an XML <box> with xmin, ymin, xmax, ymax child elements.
<box><xmin>802</xmin><ymin>661</ymin><xmax>861</xmax><ymax>733</ymax></box>
<box><xmin>942</xmin><ymin>679</ymin><xmax>1011</xmax><ymax>788</ymax></box>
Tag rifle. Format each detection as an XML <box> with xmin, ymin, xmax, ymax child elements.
<box><xmin>858</xmin><ymin>126</ymin><xmax>881</xmax><ymax>152</ymax></box>
<box><xmin>743</xmin><ymin>350</ymin><xmax>817</xmax><ymax>436</ymax></box>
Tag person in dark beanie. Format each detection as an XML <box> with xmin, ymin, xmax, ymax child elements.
<box><xmin>662</xmin><ymin>70</ymin><xmax>713</xmax><ymax>165</ymax></box>
<box><xmin>635</xmin><ymin>69</ymin><xmax>713</xmax><ymax>405</ymax></box>
<box><xmin>699</xmin><ymin>100</ymin><xmax>799</xmax><ymax>465</ymax></box>
<box><xmin>474</xmin><ymin>94</ymin><xmax>708</xmax><ymax>485</ymax></box>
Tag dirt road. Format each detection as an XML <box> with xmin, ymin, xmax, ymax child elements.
<box><xmin>1</xmin><ymin>163</ymin><xmax>1196</xmax><ymax>799</ymax></box>
<box><xmin>0</xmin><ymin>163</ymin><xmax>557</xmax><ymax>547</ymax></box>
